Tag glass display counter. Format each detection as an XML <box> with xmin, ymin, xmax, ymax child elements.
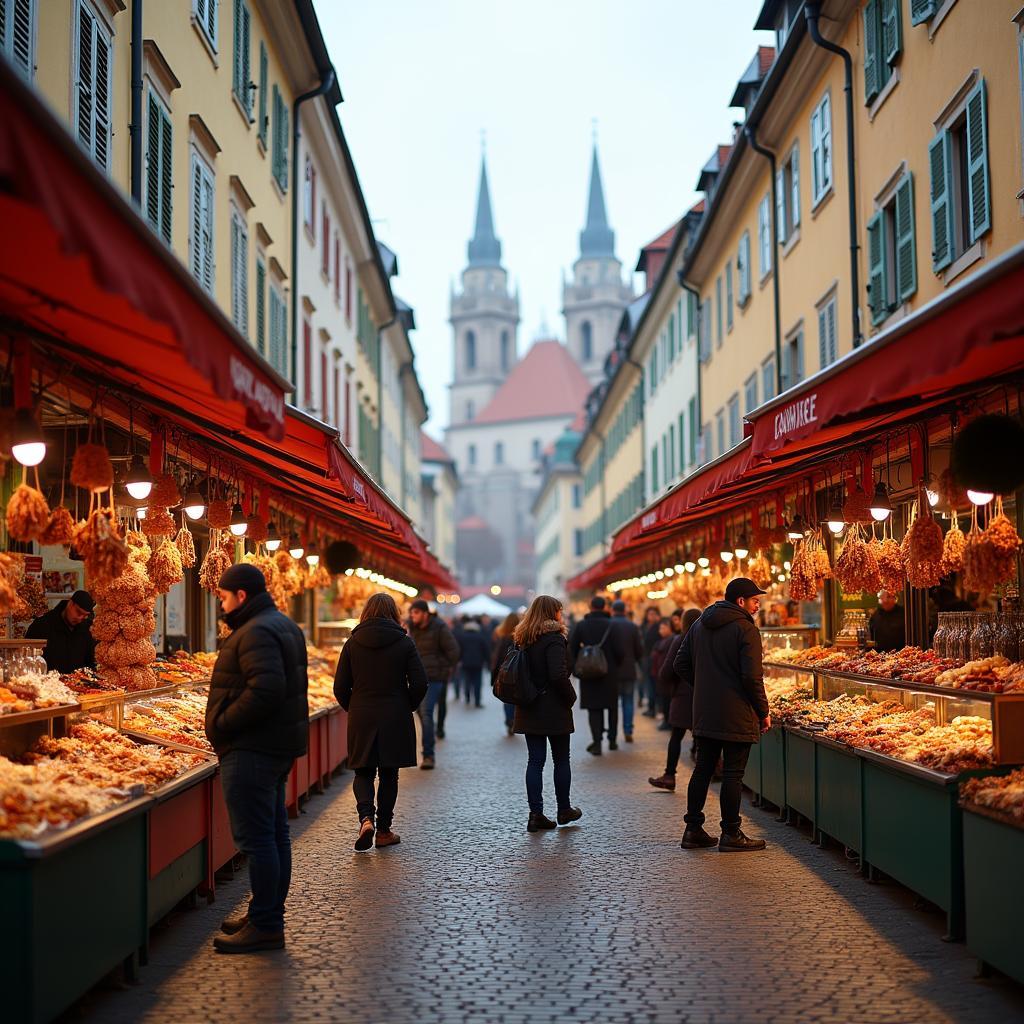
<box><xmin>761</xmin><ymin>626</ymin><xmax>820</xmax><ymax>657</ymax></box>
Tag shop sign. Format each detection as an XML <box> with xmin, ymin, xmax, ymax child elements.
<box><xmin>229</xmin><ymin>354</ymin><xmax>285</xmax><ymax>437</ymax></box>
<box><xmin>640</xmin><ymin>511</ymin><xmax>658</xmax><ymax>530</ymax></box>
<box><xmin>772</xmin><ymin>393</ymin><xmax>818</xmax><ymax>442</ymax></box>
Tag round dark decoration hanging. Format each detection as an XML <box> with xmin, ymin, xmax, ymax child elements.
<box><xmin>950</xmin><ymin>414</ymin><xmax>1024</xmax><ymax>495</ymax></box>
<box><xmin>325</xmin><ymin>540</ymin><xmax>359</xmax><ymax>574</ymax></box>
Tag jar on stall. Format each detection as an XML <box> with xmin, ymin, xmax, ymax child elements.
<box><xmin>951</xmin><ymin>612</ymin><xmax>970</xmax><ymax>663</ymax></box>
<box><xmin>996</xmin><ymin>613</ymin><xmax>1020</xmax><ymax>663</ymax></box>
<box><xmin>933</xmin><ymin>612</ymin><xmax>949</xmax><ymax>659</ymax></box>
<box><xmin>970</xmin><ymin>613</ymin><xmax>996</xmax><ymax>661</ymax></box>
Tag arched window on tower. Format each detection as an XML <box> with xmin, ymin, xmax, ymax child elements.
<box><xmin>500</xmin><ymin>330</ymin><xmax>510</xmax><ymax>372</ymax></box>
<box><xmin>465</xmin><ymin>330</ymin><xmax>476</xmax><ymax>370</ymax></box>
<box><xmin>581</xmin><ymin>321</ymin><xmax>593</xmax><ymax>362</ymax></box>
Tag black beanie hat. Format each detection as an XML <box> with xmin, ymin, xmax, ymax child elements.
<box><xmin>219</xmin><ymin>563</ymin><xmax>267</xmax><ymax>595</ymax></box>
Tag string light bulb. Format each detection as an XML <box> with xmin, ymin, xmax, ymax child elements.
<box><xmin>684</xmin><ymin>561</ymin><xmax>697</xmax><ymax>573</ymax></box>
<box><xmin>697</xmin><ymin>556</ymin><xmax>710</xmax><ymax>568</ymax></box>
<box><xmin>124</xmin><ymin>453</ymin><xmax>153</xmax><ymax>500</ymax></box>
<box><xmin>288</xmin><ymin>533</ymin><xmax>305</xmax><ymax>559</ymax></box>
<box><xmin>229</xmin><ymin>503</ymin><xmax>248</xmax><ymax>536</ymax></box>
<box><xmin>10</xmin><ymin>409</ymin><xmax>46</xmax><ymax>467</ymax></box>
<box><xmin>181</xmin><ymin>486</ymin><xmax>206</xmax><ymax>521</ymax></box>
<box><xmin>826</xmin><ymin>497</ymin><xmax>846</xmax><ymax>535</ymax></box>
<box><xmin>967</xmin><ymin>489</ymin><xmax>994</xmax><ymax>506</ymax></box>
<box><xmin>265</xmin><ymin>522</ymin><xmax>281</xmax><ymax>552</ymax></box>
<box><xmin>869</xmin><ymin>482</ymin><xmax>892</xmax><ymax>522</ymax></box>
<box><xmin>734</xmin><ymin>533</ymin><xmax>750</xmax><ymax>560</ymax></box>
<box><xmin>305</xmin><ymin>546</ymin><xmax>320</xmax><ymax>567</ymax></box>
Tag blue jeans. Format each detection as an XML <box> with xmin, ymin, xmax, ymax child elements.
<box><xmin>463</xmin><ymin>667</ymin><xmax>483</xmax><ymax>706</ymax></box>
<box><xmin>525</xmin><ymin>733</ymin><xmax>571</xmax><ymax>815</ymax></box>
<box><xmin>620</xmin><ymin>691</ymin><xmax>635</xmax><ymax>736</ymax></box>
<box><xmin>503</xmin><ymin>701</ymin><xmax>515</xmax><ymax>727</ymax></box>
<box><xmin>418</xmin><ymin>680</ymin><xmax>446</xmax><ymax>757</ymax></box>
<box><xmin>219</xmin><ymin>749</ymin><xmax>294</xmax><ymax>933</ymax></box>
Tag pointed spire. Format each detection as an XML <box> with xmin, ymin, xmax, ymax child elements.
<box><xmin>467</xmin><ymin>154</ymin><xmax>502</xmax><ymax>268</ymax></box>
<box><xmin>579</xmin><ymin>143</ymin><xmax>615</xmax><ymax>259</ymax></box>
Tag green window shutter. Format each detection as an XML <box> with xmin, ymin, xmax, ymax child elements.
<box><xmin>189</xmin><ymin>156</ymin><xmax>203</xmax><ymax>280</ymax></box>
<box><xmin>159</xmin><ymin>107</ymin><xmax>172</xmax><ymax>243</ymax></box>
<box><xmin>241</xmin><ymin>5</ymin><xmax>251</xmax><ymax>115</ymax></box>
<box><xmin>5</xmin><ymin>0</ymin><xmax>34</xmax><ymax>79</ymax></box>
<box><xmin>965</xmin><ymin>78</ymin><xmax>990</xmax><ymax>242</ymax></box>
<box><xmin>145</xmin><ymin>94</ymin><xmax>161</xmax><ymax>233</ymax></box>
<box><xmin>255</xmin><ymin>258</ymin><xmax>266</xmax><ymax>354</ymax></box>
<box><xmin>279</xmin><ymin>98</ymin><xmax>289</xmax><ymax>191</ymax></box>
<box><xmin>863</xmin><ymin>0</ymin><xmax>879</xmax><ymax>103</ymax></box>
<box><xmin>790</xmin><ymin>145</ymin><xmax>800</xmax><ymax>227</ymax></box>
<box><xmin>232</xmin><ymin>0</ymin><xmax>241</xmax><ymax>97</ymax></box>
<box><xmin>928</xmin><ymin>132</ymin><xmax>953</xmax><ymax>272</ymax></box>
<box><xmin>910</xmin><ymin>0</ymin><xmax>938</xmax><ymax>25</ymax></box>
<box><xmin>775</xmin><ymin>167</ymin><xmax>786</xmax><ymax>244</ymax></box>
<box><xmin>271</xmin><ymin>85</ymin><xmax>280</xmax><ymax>181</ymax></box>
<box><xmin>894</xmin><ymin>173</ymin><xmax>917</xmax><ymax>302</ymax></box>
<box><xmin>866</xmin><ymin>210</ymin><xmax>887</xmax><ymax>325</ymax></box>
<box><xmin>882</xmin><ymin>0</ymin><xmax>901</xmax><ymax>67</ymax></box>
<box><xmin>257</xmin><ymin>42</ymin><xmax>267</xmax><ymax>144</ymax></box>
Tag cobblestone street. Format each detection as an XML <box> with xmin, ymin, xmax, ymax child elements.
<box><xmin>68</xmin><ymin>700</ymin><xmax>1024</xmax><ymax>1024</ymax></box>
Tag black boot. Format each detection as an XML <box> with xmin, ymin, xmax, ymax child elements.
<box><xmin>718</xmin><ymin>829</ymin><xmax>767</xmax><ymax>852</ymax></box>
<box><xmin>527</xmin><ymin>812</ymin><xmax>557</xmax><ymax>833</ymax></box>
<box><xmin>557</xmin><ymin>806</ymin><xmax>583</xmax><ymax>825</ymax></box>
<box><xmin>213</xmin><ymin>922</ymin><xmax>285</xmax><ymax>953</ymax></box>
<box><xmin>586</xmin><ymin>741</ymin><xmax>602</xmax><ymax>756</ymax></box>
<box><xmin>680</xmin><ymin>826</ymin><xmax>718</xmax><ymax>849</ymax></box>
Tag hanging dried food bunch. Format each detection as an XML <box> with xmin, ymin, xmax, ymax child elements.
<box><xmin>963</xmin><ymin>500</ymin><xmax>1022</xmax><ymax>594</ymax></box>
<box><xmin>149</xmin><ymin>472</ymin><xmax>181</xmax><ymax>509</ymax></box>
<box><xmin>199</xmin><ymin>537</ymin><xmax>234</xmax><ymax>592</ymax></box>
<box><xmin>140</xmin><ymin>506</ymin><xmax>176</xmax><ymax>538</ymax></box>
<box><xmin>244</xmin><ymin>552</ymin><xmax>288</xmax><ymax>611</ymax></box>
<box><xmin>40</xmin><ymin>504</ymin><xmax>76</xmax><ymax>547</ymax></box>
<box><xmin>789</xmin><ymin>541</ymin><xmax>818</xmax><ymax>601</ymax></box>
<box><xmin>806</xmin><ymin>530</ymin><xmax>832</xmax><ymax>584</ymax></box>
<box><xmin>174</xmin><ymin>524</ymin><xmax>196</xmax><ymax>568</ymax></box>
<box><xmin>834</xmin><ymin>524</ymin><xmax>882</xmax><ymax>594</ymax></box>
<box><xmin>70</xmin><ymin>442</ymin><xmax>114</xmax><ymax>495</ymax></box>
<box><xmin>6</xmin><ymin>467</ymin><xmax>51</xmax><ymax>542</ymax></box>
<box><xmin>876</xmin><ymin>534</ymin><xmax>906</xmax><ymax>594</ymax></box>
<box><xmin>748</xmin><ymin>551</ymin><xmax>772</xmax><ymax>590</ymax></box>
<box><xmin>148</xmin><ymin>537</ymin><xmax>184</xmax><ymax>594</ymax></box>
<box><xmin>246</xmin><ymin>515</ymin><xmax>269</xmax><ymax>544</ymax></box>
<box><xmin>985</xmin><ymin>499</ymin><xmax>1023</xmax><ymax>562</ymax></box>
<box><xmin>73</xmin><ymin>508</ymin><xmax>129</xmax><ymax>587</ymax></box>
<box><xmin>309</xmin><ymin>564</ymin><xmax>332</xmax><ymax>589</ymax></box>
<box><xmin>901</xmin><ymin>489</ymin><xmax>944</xmax><ymax>589</ymax></box>
<box><xmin>91</xmin><ymin>559</ymin><xmax>158</xmax><ymax>692</ymax></box>
<box><xmin>938</xmin><ymin>467</ymin><xmax>967</xmax><ymax>511</ymax></box>
<box><xmin>941</xmin><ymin>513</ymin><xmax>966</xmax><ymax>576</ymax></box>
<box><xmin>125</xmin><ymin>529</ymin><xmax>152</xmax><ymax>564</ymax></box>
<box><xmin>274</xmin><ymin>550</ymin><xmax>305</xmax><ymax>597</ymax></box>
<box><xmin>0</xmin><ymin>552</ymin><xmax>24</xmax><ymax>616</ymax></box>
<box><xmin>206</xmin><ymin>497</ymin><xmax>232</xmax><ymax>531</ymax></box>
<box><xmin>842</xmin><ymin>479</ymin><xmax>873</xmax><ymax>524</ymax></box>
<box><xmin>17</xmin><ymin>574</ymin><xmax>48</xmax><ymax>619</ymax></box>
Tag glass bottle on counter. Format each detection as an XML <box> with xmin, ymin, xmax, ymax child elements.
<box><xmin>997</xmin><ymin>613</ymin><xmax>1022</xmax><ymax>663</ymax></box>
<box><xmin>933</xmin><ymin>613</ymin><xmax>949</xmax><ymax>659</ymax></box>
<box><xmin>969</xmin><ymin>612</ymin><xmax>996</xmax><ymax>661</ymax></box>
<box><xmin>948</xmin><ymin>612</ymin><xmax>968</xmax><ymax>663</ymax></box>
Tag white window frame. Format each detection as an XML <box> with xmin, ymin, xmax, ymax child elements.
<box><xmin>189</xmin><ymin>148</ymin><xmax>216</xmax><ymax>295</ymax></box>
<box><xmin>810</xmin><ymin>91</ymin><xmax>833</xmax><ymax>206</ymax></box>
<box><xmin>737</xmin><ymin>231</ymin><xmax>752</xmax><ymax>305</ymax></box>
<box><xmin>144</xmin><ymin>87</ymin><xmax>173</xmax><ymax>244</ymax></box>
<box><xmin>816</xmin><ymin>289</ymin><xmax>839</xmax><ymax>370</ymax></box>
<box><xmin>72</xmin><ymin>0</ymin><xmax>113</xmax><ymax>173</ymax></box>
<box><xmin>230</xmin><ymin>202</ymin><xmax>249</xmax><ymax>336</ymax></box>
<box><xmin>758</xmin><ymin>193</ymin><xmax>772</xmax><ymax>279</ymax></box>
<box><xmin>192</xmin><ymin>0</ymin><xmax>218</xmax><ymax>53</ymax></box>
<box><xmin>1</xmin><ymin>0</ymin><xmax>36</xmax><ymax>80</ymax></box>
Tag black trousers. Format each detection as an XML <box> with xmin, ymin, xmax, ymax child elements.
<box><xmin>353</xmin><ymin>766</ymin><xmax>399</xmax><ymax>831</ymax></box>
<box><xmin>684</xmin><ymin>737</ymin><xmax>751</xmax><ymax>833</ymax></box>
<box><xmin>588</xmin><ymin>706</ymin><xmax>618</xmax><ymax>744</ymax></box>
<box><xmin>665</xmin><ymin>726</ymin><xmax>688</xmax><ymax>774</ymax></box>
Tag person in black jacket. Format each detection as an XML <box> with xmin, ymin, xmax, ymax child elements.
<box><xmin>205</xmin><ymin>564</ymin><xmax>309</xmax><ymax>954</ymax></box>
<box><xmin>457</xmin><ymin>618</ymin><xmax>491</xmax><ymax>707</ymax></box>
<box><xmin>26</xmin><ymin>591</ymin><xmax>96</xmax><ymax>673</ymax></box>
<box><xmin>568</xmin><ymin>596</ymin><xmax>624</xmax><ymax>755</ymax></box>
<box><xmin>640</xmin><ymin>606</ymin><xmax>662</xmax><ymax>715</ymax></box>
<box><xmin>409</xmin><ymin>600</ymin><xmax>460</xmax><ymax>768</ymax></box>
<box><xmin>609</xmin><ymin>599</ymin><xmax>643</xmax><ymax>742</ymax></box>
<box><xmin>673</xmin><ymin>579</ymin><xmax>770</xmax><ymax>853</ymax></box>
<box><xmin>334</xmin><ymin>593</ymin><xmax>429</xmax><ymax>852</ymax></box>
<box><xmin>512</xmin><ymin>595</ymin><xmax>581</xmax><ymax>832</ymax></box>
<box><xmin>491</xmin><ymin>612</ymin><xmax>520</xmax><ymax>736</ymax></box>
<box><xmin>649</xmin><ymin>608</ymin><xmax>700</xmax><ymax>791</ymax></box>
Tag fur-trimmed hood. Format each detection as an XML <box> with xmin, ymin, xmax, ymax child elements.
<box><xmin>540</xmin><ymin>619</ymin><xmax>569</xmax><ymax>638</ymax></box>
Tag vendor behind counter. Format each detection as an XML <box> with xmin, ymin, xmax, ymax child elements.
<box><xmin>869</xmin><ymin>591</ymin><xmax>906</xmax><ymax>653</ymax></box>
<box><xmin>25</xmin><ymin>590</ymin><xmax>97</xmax><ymax>673</ymax></box>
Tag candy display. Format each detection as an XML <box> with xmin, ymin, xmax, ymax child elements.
<box><xmin>122</xmin><ymin>688</ymin><xmax>213</xmax><ymax>751</ymax></box>
<box><xmin>0</xmin><ymin>671</ymin><xmax>77</xmax><ymax>713</ymax></box>
<box><xmin>61</xmin><ymin>667</ymin><xmax>121</xmax><ymax>695</ymax></box>
<box><xmin>960</xmin><ymin>768</ymin><xmax>1024</xmax><ymax>821</ymax></box>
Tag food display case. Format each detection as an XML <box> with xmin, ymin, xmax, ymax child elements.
<box><xmin>761</xmin><ymin>626</ymin><xmax>820</xmax><ymax>657</ymax></box>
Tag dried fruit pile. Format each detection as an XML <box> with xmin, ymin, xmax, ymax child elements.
<box><xmin>902</xmin><ymin>492</ymin><xmax>944</xmax><ymax>589</ymax></box>
<box><xmin>834</xmin><ymin>525</ymin><xmax>881</xmax><ymax>594</ymax></box>
<box><xmin>962</xmin><ymin>503</ymin><xmax>1022</xmax><ymax>595</ymax></box>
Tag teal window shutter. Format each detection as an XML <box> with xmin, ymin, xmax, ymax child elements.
<box><xmin>866</xmin><ymin>210</ymin><xmax>887</xmax><ymax>325</ymax></box>
<box><xmin>910</xmin><ymin>0</ymin><xmax>938</xmax><ymax>25</ymax></box>
<box><xmin>776</xmin><ymin>166</ymin><xmax>787</xmax><ymax>244</ymax></box>
<box><xmin>894</xmin><ymin>173</ymin><xmax>917</xmax><ymax>302</ymax></box>
<box><xmin>257</xmin><ymin>42</ymin><xmax>268</xmax><ymax>145</ymax></box>
<box><xmin>863</xmin><ymin>0</ymin><xmax>879</xmax><ymax>103</ymax></box>
<box><xmin>928</xmin><ymin>132</ymin><xmax>953</xmax><ymax>272</ymax></box>
<box><xmin>255</xmin><ymin>257</ymin><xmax>266</xmax><ymax>354</ymax></box>
<box><xmin>145</xmin><ymin>94</ymin><xmax>161</xmax><ymax>234</ymax></box>
<box><xmin>279</xmin><ymin>99</ymin><xmax>289</xmax><ymax>191</ymax></box>
<box><xmin>882</xmin><ymin>0</ymin><xmax>901</xmax><ymax>67</ymax></box>
<box><xmin>965</xmin><ymin>78</ymin><xmax>990</xmax><ymax>242</ymax></box>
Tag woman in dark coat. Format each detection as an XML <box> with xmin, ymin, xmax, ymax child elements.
<box><xmin>568</xmin><ymin>596</ymin><xmax>624</xmax><ymax>755</ymax></box>
<box><xmin>649</xmin><ymin>608</ymin><xmax>701</xmax><ymax>792</ymax></box>
<box><xmin>512</xmin><ymin>595</ymin><xmax>582</xmax><ymax>833</ymax></box>
<box><xmin>491</xmin><ymin>612</ymin><xmax>519</xmax><ymax>736</ymax></box>
<box><xmin>334</xmin><ymin>593</ymin><xmax>428</xmax><ymax>851</ymax></box>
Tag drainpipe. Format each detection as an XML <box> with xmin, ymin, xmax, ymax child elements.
<box><xmin>398</xmin><ymin>361</ymin><xmax>415</xmax><ymax>508</ymax></box>
<box><xmin>129</xmin><ymin>0</ymin><xmax>143</xmax><ymax>205</ymax></box>
<box><xmin>805</xmin><ymin>3</ymin><xmax>862</xmax><ymax>348</ymax></box>
<box><xmin>677</xmin><ymin>276</ymin><xmax>704</xmax><ymax>462</ymax></box>
<box><xmin>744</xmin><ymin>123</ymin><xmax>783</xmax><ymax>395</ymax></box>
<box><xmin>290</xmin><ymin>68</ymin><xmax>337</xmax><ymax>392</ymax></box>
<box><xmin>375</xmin><ymin>315</ymin><xmax>397</xmax><ymax>486</ymax></box>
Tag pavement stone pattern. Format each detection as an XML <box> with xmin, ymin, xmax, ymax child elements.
<box><xmin>63</xmin><ymin>696</ymin><xmax>1024</xmax><ymax>1024</ymax></box>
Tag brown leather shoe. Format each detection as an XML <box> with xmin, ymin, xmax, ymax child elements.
<box><xmin>220</xmin><ymin>910</ymin><xmax>249</xmax><ymax>934</ymax></box>
<box><xmin>375</xmin><ymin>830</ymin><xmax>401</xmax><ymax>848</ymax></box>
<box><xmin>354</xmin><ymin>818</ymin><xmax>375</xmax><ymax>851</ymax></box>
<box><xmin>213</xmin><ymin>922</ymin><xmax>284</xmax><ymax>953</ymax></box>
<box><xmin>648</xmin><ymin>773</ymin><xmax>677</xmax><ymax>791</ymax></box>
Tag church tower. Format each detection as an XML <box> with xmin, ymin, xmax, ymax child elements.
<box><xmin>562</xmin><ymin>143</ymin><xmax>633</xmax><ymax>386</ymax></box>
<box><xmin>448</xmin><ymin>156</ymin><xmax>520</xmax><ymax>427</ymax></box>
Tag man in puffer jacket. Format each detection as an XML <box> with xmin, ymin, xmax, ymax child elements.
<box><xmin>205</xmin><ymin>564</ymin><xmax>308</xmax><ymax>953</ymax></box>
<box><xmin>408</xmin><ymin>599</ymin><xmax>460</xmax><ymax>769</ymax></box>
<box><xmin>673</xmin><ymin>577</ymin><xmax>770</xmax><ymax>853</ymax></box>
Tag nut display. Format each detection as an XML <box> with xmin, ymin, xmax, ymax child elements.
<box><xmin>960</xmin><ymin>768</ymin><xmax>1024</xmax><ymax>821</ymax></box>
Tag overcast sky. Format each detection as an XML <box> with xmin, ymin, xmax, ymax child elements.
<box><xmin>317</xmin><ymin>1</ymin><xmax>772</xmax><ymax>437</ymax></box>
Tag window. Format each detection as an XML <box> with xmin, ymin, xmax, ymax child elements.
<box><xmin>572</xmin><ymin>483</ymin><xmax>582</xmax><ymax>509</ymax></box>
<box><xmin>465</xmin><ymin>330</ymin><xmax>476</xmax><ymax>370</ymax></box>
<box><xmin>777</xmin><ymin>144</ymin><xmax>800</xmax><ymax>244</ymax></box>
<box><xmin>929</xmin><ymin>79</ymin><xmax>990</xmax><ymax>272</ymax></box>
<box><xmin>662</xmin><ymin>435</ymin><xmax>669</xmax><ymax>487</ymax></box>
<box><xmin>532</xmin><ymin>439</ymin><xmax>541</xmax><ymax>460</ymax></box>
<box><xmin>701</xmin><ymin>422</ymin><xmax>711</xmax><ymax>463</ymax></box>
<box><xmin>758</xmin><ymin>193</ymin><xmax>772</xmax><ymax>278</ymax></box>
<box><xmin>344</xmin><ymin>259</ymin><xmax>353</xmax><ymax>322</ymax></box>
<box><xmin>271</xmin><ymin>84</ymin><xmax>289</xmax><ymax>192</ymax></box>
<box><xmin>650</xmin><ymin>346</ymin><xmax>659</xmax><ymax>392</ymax></box>
<box><xmin>678</xmin><ymin>413</ymin><xmax>686</xmax><ymax>475</ymax></box>
<box><xmin>302</xmin><ymin>317</ymin><xmax>312</xmax><ymax>405</ymax></box>
<box><xmin>189</xmin><ymin>151</ymin><xmax>215</xmax><ymax>294</ymax></box>
<box><xmin>501</xmin><ymin>330</ymin><xmax>510</xmax><ymax>372</ymax></box>
<box><xmin>817</xmin><ymin>293</ymin><xmax>838</xmax><ymax>369</ymax></box>
<box><xmin>864</xmin><ymin>0</ymin><xmax>901</xmax><ymax>105</ymax></box>
<box><xmin>868</xmin><ymin>172</ymin><xmax>916</xmax><ymax>326</ymax></box>
<box><xmin>737</xmin><ymin>231</ymin><xmax>752</xmax><ymax>304</ymax></box>
<box><xmin>145</xmin><ymin>92</ymin><xmax>173</xmax><ymax>244</ymax></box>
<box><xmin>1</xmin><ymin>0</ymin><xmax>34</xmax><ymax>79</ymax></box>
<box><xmin>320</xmin><ymin>343</ymin><xmax>328</xmax><ymax>419</ymax></box>
<box><xmin>303</xmin><ymin>157</ymin><xmax>316</xmax><ymax>233</ymax></box>
<box><xmin>911</xmin><ymin>0</ymin><xmax>939</xmax><ymax>24</ymax></box>
<box><xmin>762</xmin><ymin>357</ymin><xmax>776</xmax><ymax>402</ymax></box>
<box><xmin>782</xmin><ymin>330</ymin><xmax>804</xmax><ymax>391</ymax></box>
<box><xmin>255</xmin><ymin>253</ymin><xmax>266</xmax><ymax>353</ymax></box>
<box><xmin>333</xmin><ymin>235</ymin><xmax>340</xmax><ymax>302</ymax></box>
<box><xmin>668</xmin><ymin>424</ymin><xmax>676</xmax><ymax>481</ymax></box>
<box><xmin>257</xmin><ymin>42</ymin><xmax>268</xmax><ymax>146</ymax></box>
<box><xmin>686</xmin><ymin>290</ymin><xmax>698</xmax><ymax>337</ymax></box>
<box><xmin>715</xmin><ymin>276</ymin><xmax>723</xmax><ymax>346</ymax></box>
<box><xmin>810</xmin><ymin>92</ymin><xmax>832</xmax><ymax>203</ymax></box>
<box><xmin>230</xmin><ymin>204</ymin><xmax>248</xmax><ymax>336</ymax></box>
<box><xmin>716</xmin><ymin>411</ymin><xmax>725</xmax><ymax>459</ymax></box>
<box><xmin>725</xmin><ymin>262</ymin><xmax>734</xmax><ymax>330</ymax></box>
<box><xmin>73</xmin><ymin>1</ymin><xmax>112</xmax><ymax>172</ymax></box>
<box><xmin>465</xmin><ymin>400</ymin><xmax>474</xmax><ymax>420</ymax></box>
<box><xmin>267</xmin><ymin>281</ymin><xmax>287</xmax><ymax>377</ymax></box>
<box><xmin>468</xmin><ymin>444</ymin><xmax>476</xmax><ymax>467</ymax></box>
<box><xmin>728</xmin><ymin>394</ymin><xmax>741</xmax><ymax>449</ymax></box>
<box><xmin>494</xmin><ymin>442</ymin><xmax>504</xmax><ymax>466</ymax></box>
<box><xmin>744</xmin><ymin>373</ymin><xmax>758</xmax><ymax>414</ymax></box>
<box><xmin>321</xmin><ymin>202</ymin><xmax>330</xmax><ymax>275</ymax></box>
<box><xmin>232</xmin><ymin>0</ymin><xmax>252</xmax><ymax>117</ymax></box>
<box><xmin>650</xmin><ymin>446</ymin><xmax>659</xmax><ymax>494</ymax></box>
<box><xmin>574</xmin><ymin>530</ymin><xmax>583</xmax><ymax>557</ymax></box>
<box><xmin>581</xmin><ymin>321</ymin><xmax>593</xmax><ymax>361</ymax></box>
<box><xmin>698</xmin><ymin>299</ymin><xmax>711</xmax><ymax>362</ymax></box>
<box><xmin>193</xmin><ymin>0</ymin><xmax>218</xmax><ymax>51</ymax></box>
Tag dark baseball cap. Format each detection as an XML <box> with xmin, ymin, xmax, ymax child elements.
<box><xmin>611</xmin><ymin>599</ymin><xmax>626</xmax><ymax>612</ymax></box>
<box><xmin>410</xmin><ymin>599</ymin><xmax>431</xmax><ymax>613</ymax></box>
<box><xmin>725</xmin><ymin>577</ymin><xmax>767</xmax><ymax>602</ymax></box>
<box><xmin>70</xmin><ymin>590</ymin><xmax>95</xmax><ymax>613</ymax></box>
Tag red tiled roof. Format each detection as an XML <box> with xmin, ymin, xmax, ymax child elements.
<box><xmin>758</xmin><ymin>46</ymin><xmax>776</xmax><ymax>77</ymax></box>
<box><xmin>421</xmin><ymin>431</ymin><xmax>454</xmax><ymax>464</ymax></box>
<box><xmin>690</xmin><ymin>199</ymin><xmax>706</xmax><ymax>214</ymax></box>
<box><xmin>569</xmin><ymin>408</ymin><xmax>586</xmax><ymax>431</ymax></box>
<box><xmin>474</xmin><ymin>340</ymin><xmax>591</xmax><ymax>425</ymax></box>
<box><xmin>642</xmin><ymin>222</ymin><xmax>679</xmax><ymax>254</ymax></box>
<box><xmin>457</xmin><ymin>515</ymin><xmax>489</xmax><ymax>530</ymax></box>
<box><xmin>717</xmin><ymin>144</ymin><xmax>733</xmax><ymax>169</ymax></box>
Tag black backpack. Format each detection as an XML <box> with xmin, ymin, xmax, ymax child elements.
<box><xmin>573</xmin><ymin>624</ymin><xmax>611</xmax><ymax>679</ymax></box>
<box><xmin>492</xmin><ymin>644</ymin><xmax>542</xmax><ymax>706</ymax></box>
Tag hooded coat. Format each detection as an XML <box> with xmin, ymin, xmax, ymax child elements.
<box><xmin>410</xmin><ymin>614</ymin><xmax>460</xmax><ymax>681</ymax></box>
<box><xmin>609</xmin><ymin>612</ymin><xmax>644</xmax><ymax>694</ymax></box>
<box><xmin>660</xmin><ymin>633</ymin><xmax>692</xmax><ymax>730</ymax></box>
<box><xmin>672</xmin><ymin>600</ymin><xmax>768</xmax><ymax>744</ymax></box>
<box><xmin>334</xmin><ymin>617</ymin><xmax>429</xmax><ymax>769</ymax></box>
<box><xmin>512</xmin><ymin>621</ymin><xmax>577</xmax><ymax>736</ymax></box>
<box><xmin>568</xmin><ymin>610</ymin><xmax>623</xmax><ymax>710</ymax></box>
<box><xmin>457</xmin><ymin>621</ymin><xmax>491</xmax><ymax>670</ymax></box>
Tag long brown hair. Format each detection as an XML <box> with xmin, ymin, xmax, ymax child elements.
<box><xmin>513</xmin><ymin>595</ymin><xmax>563</xmax><ymax>647</ymax></box>
<box><xmin>361</xmin><ymin>592</ymin><xmax>401</xmax><ymax>624</ymax></box>
<box><xmin>495</xmin><ymin>611</ymin><xmax>520</xmax><ymax>638</ymax></box>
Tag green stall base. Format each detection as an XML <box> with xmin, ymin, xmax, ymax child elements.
<box><xmin>784</xmin><ymin>729</ymin><xmax>815</xmax><ymax>820</ymax></box>
<box><xmin>759</xmin><ymin>726</ymin><xmax>786</xmax><ymax>811</ymax></box>
<box><xmin>861</xmin><ymin>753</ymin><xmax>964</xmax><ymax>939</ymax></box>
<box><xmin>743</xmin><ymin>735</ymin><xmax>762</xmax><ymax>798</ymax></box>
<box><xmin>0</xmin><ymin>798</ymin><xmax>151</xmax><ymax>1024</ymax></box>
<box><xmin>815</xmin><ymin>738</ymin><xmax>863</xmax><ymax>853</ymax></box>
<box><xmin>148</xmin><ymin>842</ymin><xmax>207</xmax><ymax>927</ymax></box>
<box><xmin>962</xmin><ymin>806</ymin><xmax>1024</xmax><ymax>984</ymax></box>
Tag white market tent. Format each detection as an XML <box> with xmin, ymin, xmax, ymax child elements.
<box><xmin>455</xmin><ymin>593</ymin><xmax>514</xmax><ymax>618</ymax></box>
